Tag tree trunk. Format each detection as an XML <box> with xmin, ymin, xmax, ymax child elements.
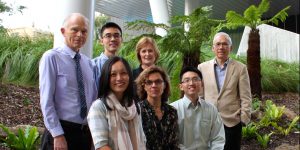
<box><xmin>247</xmin><ymin>28</ymin><xmax>262</xmax><ymax>99</ymax></box>
<box><xmin>180</xmin><ymin>50</ymin><xmax>200</xmax><ymax>98</ymax></box>
<box><xmin>182</xmin><ymin>50</ymin><xmax>200</xmax><ymax>69</ymax></box>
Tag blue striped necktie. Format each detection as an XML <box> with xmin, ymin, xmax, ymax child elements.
<box><xmin>74</xmin><ymin>53</ymin><xmax>87</xmax><ymax>119</ymax></box>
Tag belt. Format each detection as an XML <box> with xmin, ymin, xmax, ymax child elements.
<box><xmin>60</xmin><ymin>120</ymin><xmax>89</xmax><ymax>131</ymax></box>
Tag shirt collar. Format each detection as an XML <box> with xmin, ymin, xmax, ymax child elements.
<box><xmin>62</xmin><ymin>44</ymin><xmax>78</xmax><ymax>59</ymax></box>
<box><xmin>214</xmin><ymin>58</ymin><xmax>231</xmax><ymax>67</ymax></box>
<box><xmin>182</xmin><ymin>95</ymin><xmax>202</xmax><ymax>109</ymax></box>
<box><xmin>100</xmin><ymin>52</ymin><xmax>109</xmax><ymax>59</ymax></box>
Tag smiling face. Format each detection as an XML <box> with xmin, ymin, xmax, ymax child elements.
<box><xmin>144</xmin><ymin>72</ymin><xmax>165</xmax><ymax>100</ymax></box>
<box><xmin>109</xmin><ymin>61</ymin><xmax>129</xmax><ymax>100</ymax></box>
<box><xmin>212</xmin><ymin>34</ymin><xmax>232</xmax><ymax>62</ymax></box>
<box><xmin>100</xmin><ymin>27</ymin><xmax>122</xmax><ymax>56</ymax></box>
<box><xmin>139</xmin><ymin>43</ymin><xmax>156</xmax><ymax>67</ymax></box>
<box><xmin>180</xmin><ymin>71</ymin><xmax>202</xmax><ymax>100</ymax></box>
<box><xmin>61</xmin><ymin>15</ymin><xmax>88</xmax><ymax>52</ymax></box>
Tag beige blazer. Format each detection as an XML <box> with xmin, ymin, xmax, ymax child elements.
<box><xmin>198</xmin><ymin>59</ymin><xmax>251</xmax><ymax>127</ymax></box>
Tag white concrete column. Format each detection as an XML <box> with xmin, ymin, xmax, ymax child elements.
<box><xmin>149</xmin><ymin>0</ymin><xmax>170</xmax><ymax>36</ymax></box>
<box><xmin>184</xmin><ymin>0</ymin><xmax>200</xmax><ymax>31</ymax></box>
<box><xmin>52</xmin><ymin>0</ymin><xmax>95</xmax><ymax>58</ymax></box>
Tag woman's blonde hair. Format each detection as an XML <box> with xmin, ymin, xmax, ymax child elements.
<box><xmin>135</xmin><ymin>36</ymin><xmax>160</xmax><ymax>64</ymax></box>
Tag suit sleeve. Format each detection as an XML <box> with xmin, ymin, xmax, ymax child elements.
<box><xmin>239</xmin><ymin>65</ymin><xmax>252</xmax><ymax>125</ymax></box>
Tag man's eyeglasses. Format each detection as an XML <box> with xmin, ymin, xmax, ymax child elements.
<box><xmin>102</xmin><ymin>33</ymin><xmax>121</xmax><ymax>39</ymax></box>
<box><xmin>213</xmin><ymin>42</ymin><xmax>230</xmax><ymax>48</ymax></box>
<box><xmin>144</xmin><ymin>79</ymin><xmax>164</xmax><ymax>86</ymax></box>
<box><xmin>181</xmin><ymin>77</ymin><xmax>201</xmax><ymax>84</ymax></box>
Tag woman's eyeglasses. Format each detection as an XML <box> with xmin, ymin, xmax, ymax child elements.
<box><xmin>144</xmin><ymin>79</ymin><xmax>164</xmax><ymax>86</ymax></box>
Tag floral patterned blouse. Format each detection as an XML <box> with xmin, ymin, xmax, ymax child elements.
<box><xmin>139</xmin><ymin>100</ymin><xmax>180</xmax><ymax>150</ymax></box>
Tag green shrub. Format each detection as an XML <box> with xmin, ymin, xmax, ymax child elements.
<box><xmin>0</xmin><ymin>124</ymin><xmax>40</xmax><ymax>150</ymax></box>
<box><xmin>264</xmin><ymin>100</ymin><xmax>285</xmax><ymax>122</ymax></box>
<box><xmin>256</xmin><ymin>132</ymin><xmax>273</xmax><ymax>149</ymax></box>
<box><xmin>0</xmin><ymin>32</ymin><xmax>52</xmax><ymax>86</ymax></box>
<box><xmin>261</xmin><ymin>59</ymin><xmax>299</xmax><ymax>92</ymax></box>
<box><xmin>252</xmin><ymin>97</ymin><xmax>262</xmax><ymax>111</ymax></box>
<box><xmin>271</xmin><ymin>116</ymin><xmax>300</xmax><ymax>136</ymax></box>
<box><xmin>242</xmin><ymin>123</ymin><xmax>258</xmax><ymax>139</ymax></box>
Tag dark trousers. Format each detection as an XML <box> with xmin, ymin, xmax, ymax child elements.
<box><xmin>40</xmin><ymin>120</ymin><xmax>92</xmax><ymax>150</ymax></box>
<box><xmin>224</xmin><ymin>122</ymin><xmax>242</xmax><ymax>150</ymax></box>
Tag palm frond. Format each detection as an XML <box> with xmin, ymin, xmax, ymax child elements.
<box><xmin>257</xmin><ymin>0</ymin><xmax>270</xmax><ymax>15</ymax></box>
<box><xmin>157</xmin><ymin>51</ymin><xmax>181</xmax><ymax>74</ymax></box>
<box><xmin>171</xmin><ymin>15</ymin><xmax>189</xmax><ymax>26</ymax></box>
<box><xmin>244</xmin><ymin>5</ymin><xmax>260</xmax><ymax>25</ymax></box>
<box><xmin>158</xmin><ymin>27</ymin><xmax>189</xmax><ymax>54</ymax></box>
<box><xmin>125</xmin><ymin>20</ymin><xmax>169</xmax><ymax>32</ymax></box>
<box><xmin>267</xmin><ymin>6</ymin><xmax>290</xmax><ymax>25</ymax></box>
<box><xmin>226</xmin><ymin>11</ymin><xmax>248</xmax><ymax>29</ymax></box>
<box><xmin>190</xmin><ymin>6</ymin><xmax>212</xmax><ymax>20</ymax></box>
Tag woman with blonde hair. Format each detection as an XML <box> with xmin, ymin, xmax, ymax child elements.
<box><xmin>133</xmin><ymin>36</ymin><xmax>160</xmax><ymax>80</ymax></box>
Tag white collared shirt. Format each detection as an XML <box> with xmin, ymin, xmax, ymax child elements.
<box><xmin>170</xmin><ymin>95</ymin><xmax>225</xmax><ymax>150</ymax></box>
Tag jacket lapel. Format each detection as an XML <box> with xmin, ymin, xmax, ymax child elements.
<box><xmin>208</xmin><ymin>60</ymin><xmax>219</xmax><ymax>95</ymax></box>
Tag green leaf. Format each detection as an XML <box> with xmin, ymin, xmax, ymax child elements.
<box><xmin>267</xmin><ymin>6</ymin><xmax>290</xmax><ymax>25</ymax></box>
<box><xmin>257</xmin><ymin>0</ymin><xmax>270</xmax><ymax>15</ymax></box>
<box><xmin>0</xmin><ymin>124</ymin><xmax>40</xmax><ymax>150</ymax></box>
<box><xmin>26</xmin><ymin>126</ymin><xmax>39</xmax><ymax>149</ymax></box>
<box><xmin>244</xmin><ymin>5</ymin><xmax>259</xmax><ymax>22</ymax></box>
<box><xmin>242</xmin><ymin>123</ymin><xmax>258</xmax><ymax>139</ymax></box>
<box><xmin>256</xmin><ymin>132</ymin><xmax>273</xmax><ymax>148</ymax></box>
<box><xmin>225</xmin><ymin>11</ymin><xmax>248</xmax><ymax>29</ymax></box>
<box><xmin>0</xmin><ymin>124</ymin><xmax>17</xmax><ymax>146</ymax></box>
<box><xmin>285</xmin><ymin>116</ymin><xmax>300</xmax><ymax>136</ymax></box>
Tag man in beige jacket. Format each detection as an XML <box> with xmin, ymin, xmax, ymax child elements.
<box><xmin>198</xmin><ymin>32</ymin><xmax>251</xmax><ymax>150</ymax></box>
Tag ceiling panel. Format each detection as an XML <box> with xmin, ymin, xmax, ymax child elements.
<box><xmin>95</xmin><ymin>0</ymin><xmax>299</xmax><ymax>22</ymax></box>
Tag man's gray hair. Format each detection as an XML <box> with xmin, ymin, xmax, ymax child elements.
<box><xmin>62</xmin><ymin>13</ymin><xmax>89</xmax><ymax>28</ymax></box>
<box><xmin>213</xmin><ymin>32</ymin><xmax>232</xmax><ymax>46</ymax></box>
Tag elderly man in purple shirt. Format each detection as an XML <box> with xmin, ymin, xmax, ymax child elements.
<box><xmin>39</xmin><ymin>13</ymin><xmax>97</xmax><ymax>150</ymax></box>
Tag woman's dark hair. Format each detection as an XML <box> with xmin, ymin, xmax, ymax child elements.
<box><xmin>98</xmin><ymin>56</ymin><xmax>134</xmax><ymax>111</ymax></box>
<box><xmin>135</xmin><ymin>66</ymin><xmax>171</xmax><ymax>103</ymax></box>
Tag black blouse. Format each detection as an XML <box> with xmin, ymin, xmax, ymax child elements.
<box><xmin>133</xmin><ymin>66</ymin><xmax>143</xmax><ymax>81</ymax></box>
<box><xmin>139</xmin><ymin>100</ymin><xmax>180</xmax><ymax>150</ymax></box>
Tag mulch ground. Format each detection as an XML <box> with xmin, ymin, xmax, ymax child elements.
<box><xmin>0</xmin><ymin>83</ymin><xmax>299</xmax><ymax>150</ymax></box>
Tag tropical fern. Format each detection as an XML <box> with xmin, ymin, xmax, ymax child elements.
<box><xmin>0</xmin><ymin>124</ymin><xmax>40</xmax><ymax>150</ymax></box>
<box><xmin>267</xmin><ymin>6</ymin><xmax>290</xmax><ymax>25</ymax></box>
<box><xmin>225</xmin><ymin>0</ymin><xmax>290</xmax><ymax>29</ymax></box>
<box><xmin>126</xmin><ymin>20</ymin><xmax>169</xmax><ymax>32</ymax></box>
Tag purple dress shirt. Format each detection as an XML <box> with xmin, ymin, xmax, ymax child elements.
<box><xmin>39</xmin><ymin>44</ymin><xmax>97</xmax><ymax>137</ymax></box>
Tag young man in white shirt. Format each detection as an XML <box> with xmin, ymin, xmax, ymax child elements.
<box><xmin>171</xmin><ymin>66</ymin><xmax>225</xmax><ymax>150</ymax></box>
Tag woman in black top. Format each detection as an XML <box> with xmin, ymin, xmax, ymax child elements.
<box><xmin>135</xmin><ymin>66</ymin><xmax>179</xmax><ymax>150</ymax></box>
